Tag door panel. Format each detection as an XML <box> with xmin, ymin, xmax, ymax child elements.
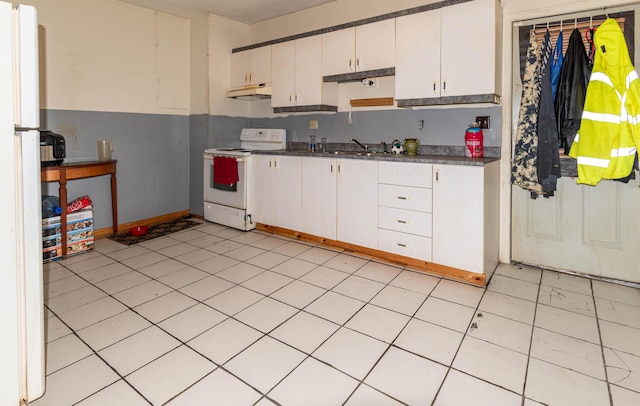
<box><xmin>511</xmin><ymin>177</ymin><xmax>640</xmax><ymax>282</ymax></box>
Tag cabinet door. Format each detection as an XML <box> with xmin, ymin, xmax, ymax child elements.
<box><xmin>302</xmin><ymin>157</ymin><xmax>337</xmax><ymax>239</ymax></box>
<box><xmin>337</xmin><ymin>159</ymin><xmax>378</xmax><ymax>248</ymax></box>
<box><xmin>252</xmin><ymin>155</ymin><xmax>275</xmax><ymax>225</ymax></box>
<box><xmin>355</xmin><ymin>19</ymin><xmax>395</xmax><ymax>72</ymax></box>
<box><xmin>230</xmin><ymin>50</ymin><xmax>251</xmax><ymax>88</ymax></box>
<box><xmin>441</xmin><ymin>0</ymin><xmax>496</xmax><ymax>96</ymax></box>
<box><xmin>395</xmin><ymin>10</ymin><xmax>441</xmax><ymax>100</ymax></box>
<box><xmin>273</xmin><ymin>156</ymin><xmax>303</xmax><ymax>231</ymax></box>
<box><xmin>294</xmin><ymin>36</ymin><xmax>323</xmax><ymax>106</ymax></box>
<box><xmin>271</xmin><ymin>41</ymin><xmax>296</xmax><ymax>107</ymax></box>
<box><xmin>322</xmin><ymin>27</ymin><xmax>355</xmax><ymax>76</ymax></box>
<box><xmin>432</xmin><ymin>164</ymin><xmax>484</xmax><ymax>273</ymax></box>
<box><xmin>250</xmin><ymin>46</ymin><xmax>271</xmax><ymax>85</ymax></box>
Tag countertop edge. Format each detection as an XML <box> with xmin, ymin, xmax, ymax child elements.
<box><xmin>252</xmin><ymin>150</ymin><xmax>500</xmax><ymax>166</ymax></box>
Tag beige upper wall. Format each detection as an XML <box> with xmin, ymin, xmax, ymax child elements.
<box><xmin>250</xmin><ymin>0</ymin><xmax>440</xmax><ymax>43</ymax></box>
<box><xmin>24</xmin><ymin>0</ymin><xmax>189</xmax><ymax>115</ymax></box>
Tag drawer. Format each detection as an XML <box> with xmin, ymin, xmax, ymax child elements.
<box><xmin>378</xmin><ymin>228</ymin><xmax>432</xmax><ymax>261</ymax></box>
<box><xmin>379</xmin><ymin>161</ymin><xmax>432</xmax><ymax>188</ymax></box>
<box><xmin>378</xmin><ymin>184</ymin><xmax>432</xmax><ymax>212</ymax></box>
<box><xmin>378</xmin><ymin>206</ymin><xmax>432</xmax><ymax>237</ymax></box>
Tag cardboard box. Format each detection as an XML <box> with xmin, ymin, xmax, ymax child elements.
<box><xmin>42</xmin><ymin>208</ymin><xmax>94</xmax><ymax>262</ymax></box>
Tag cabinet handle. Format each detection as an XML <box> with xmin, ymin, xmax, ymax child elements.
<box><xmin>433</xmin><ymin>82</ymin><xmax>437</xmax><ymax>93</ymax></box>
<box><xmin>249</xmin><ymin>73</ymin><xmax>253</xmax><ymax>82</ymax></box>
<box><xmin>435</xmin><ymin>170</ymin><xmax>439</xmax><ymax>182</ymax></box>
<box><xmin>443</xmin><ymin>81</ymin><xmax>447</xmax><ymax>92</ymax></box>
<box><xmin>330</xmin><ymin>164</ymin><xmax>334</xmax><ymax>173</ymax></box>
<box><xmin>348</xmin><ymin>58</ymin><xmax>352</xmax><ymax>71</ymax></box>
<box><xmin>269</xmin><ymin>160</ymin><xmax>272</xmax><ymax>168</ymax></box>
<box><xmin>337</xmin><ymin>163</ymin><xmax>342</xmax><ymax>174</ymax></box>
<box><xmin>397</xmin><ymin>196</ymin><xmax>407</xmax><ymax>200</ymax></box>
<box><xmin>356</xmin><ymin>58</ymin><xmax>360</xmax><ymax>70</ymax></box>
<box><xmin>274</xmin><ymin>160</ymin><xmax>278</xmax><ymax>169</ymax></box>
<box><xmin>396</xmin><ymin>219</ymin><xmax>407</xmax><ymax>224</ymax></box>
<box><xmin>397</xmin><ymin>243</ymin><xmax>407</xmax><ymax>247</ymax></box>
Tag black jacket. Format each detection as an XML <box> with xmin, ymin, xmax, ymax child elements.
<box><xmin>554</xmin><ymin>28</ymin><xmax>591</xmax><ymax>153</ymax></box>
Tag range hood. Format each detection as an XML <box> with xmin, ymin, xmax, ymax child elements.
<box><xmin>226</xmin><ymin>84</ymin><xmax>271</xmax><ymax>100</ymax></box>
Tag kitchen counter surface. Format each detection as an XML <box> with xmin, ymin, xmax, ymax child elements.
<box><xmin>253</xmin><ymin>149</ymin><xmax>500</xmax><ymax>166</ymax></box>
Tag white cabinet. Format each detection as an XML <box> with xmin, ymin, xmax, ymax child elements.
<box><xmin>322</xmin><ymin>19</ymin><xmax>395</xmax><ymax>76</ymax></box>
<box><xmin>302</xmin><ymin>157</ymin><xmax>337</xmax><ymax>240</ymax></box>
<box><xmin>377</xmin><ymin>162</ymin><xmax>433</xmax><ymax>261</ymax></box>
<box><xmin>272</xmin><ymin>36</ymin><xmax>337</xmax><ymax>108</ymax></box>
<box><xmin>337</xmin><ymin>159</ymin><xmax>378</xmax><ymax>248</ymax></box>
<box><xmin>230</xmin><ymin>46</ymin><xmax>271</xmax><ymax>88</ymax></box>
<box><xmin>301</xmin><ymin>157</ymin><xmax>377</xmax><ymax>249</ymax></box>
<box><xmin>251</xmin><ymin>155</ymin><xmax>302</xmax><ymax>231</ymax></box>
<box><xmin>432</xmin><ymin>162</ymin><xmax>500</xmax><ymax>275</ymax></box>
<box><xmin>395</xmin><ymin>0</ymin><xmax>500</xmax><ymax>100</ymax></box>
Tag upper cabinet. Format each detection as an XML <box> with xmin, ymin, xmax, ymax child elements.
<box><xmin>322</xmin><ymin>19</ymin><xmax>395</xmax><ymax>77</ymax></box>
<box><xmin>271</xmin><ymin>36</ymin><xmax>338</xmax><ymax>112</ymax></box>
<box><xmin>396</xmin><ymin>0</ymin><xmax>501</xmax><ymax>105</ymax></box>
<box><xmin>230</xmin><ymin>46</ymin><xmax>271</xmax><ymax>88</ymax></box>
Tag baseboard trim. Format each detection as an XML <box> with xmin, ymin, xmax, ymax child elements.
<box><xmin>94</xmin><ymin>209</ymin><xmax>191</xmax><ymax>240</ymax></box>
<box><xmin>256</xmin><ymin>224</ymin><xmax>486</xmax><ymax>286</ymax></box>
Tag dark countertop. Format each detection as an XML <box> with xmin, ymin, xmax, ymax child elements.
<box><xmin>253</xmin><ymin>149</ymin><xmax>500</xmax><ymax>167</ymax></box>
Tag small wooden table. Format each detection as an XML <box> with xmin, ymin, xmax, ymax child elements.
<box><xmin>41</xmin><ymin>160</ymin><xmax>118</xmax><ymax>258</ymax></box>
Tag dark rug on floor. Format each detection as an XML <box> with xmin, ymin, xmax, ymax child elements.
<box><xmin>109</xmin><ymin>217</ymin><xmax>200</xmax><ymax>246</ymax></box>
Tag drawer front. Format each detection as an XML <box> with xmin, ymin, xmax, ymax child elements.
<box><xmin>378</xmin><ymin>228</ymin><xmax>432</xmax><ymax>261</ymax></box>
<box><xmin>378</xmin><ymin>206</ymin><xmax>432</xmax><ymax>237</ymax></box>
<box><xmin>378</xmin><ymin>184</ymin><xmax>432</xmax><ymax>212</ymax></box>
<box><xmin>379</xmin><ymin>161</ymin><xmax>432</xmax><ymax>188</ymax></box>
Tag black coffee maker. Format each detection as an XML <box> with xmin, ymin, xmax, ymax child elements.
<box><xmin>39</xmin><ymin>130</ymin><xmax>65</xmax><ymax>166</ymax></box>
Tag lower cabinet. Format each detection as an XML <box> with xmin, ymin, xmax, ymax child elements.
<box><xmin>252</xmin><ymin>155</ymin><xmax>302</xmax><ymax>231</ymax></box>
<box><xmin>336</xmin><ymin>159</ymin><xmax>378</xmax><ymax>249</ymax></box>
<box><xmin>432</xmin><ymin>162</ymin><xmax>500</xmax><ymax>274</ymax></box>
<box><xmin>301</xmin><ymin>157</ymin><xmax>378</xmax><ymax>249</ymax></box>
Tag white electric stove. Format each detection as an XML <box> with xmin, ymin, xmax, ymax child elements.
<box><xmin>203</xmin><ymin>128</ymin><xmax>286</xmax><ymax>230</ymax></box>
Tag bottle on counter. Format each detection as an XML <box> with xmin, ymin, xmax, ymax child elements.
<box><xmin>309</xmin><ymin>135</ymin><xmax>316</xmax><ymax>152</ymax></box>
<box><xmin>320</xmin><ymin>137</ymin><xmax>327</xmax><ymax>152</ymax></box>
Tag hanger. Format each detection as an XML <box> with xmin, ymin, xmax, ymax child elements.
<box><xmin>574</xmin><ymin>18</ymin><xmax>577</xmax><ymax>29</ymax></box>
<box><xmin>560</xmin><ymin>20</ymin><xmax>563</xmax><ymax>31</ymax></box>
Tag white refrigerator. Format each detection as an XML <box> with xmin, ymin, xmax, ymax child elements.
<box><xmin>0</xmin><ymin>2</ymin><xmax>45</xmax><ymax>405</ymax></box>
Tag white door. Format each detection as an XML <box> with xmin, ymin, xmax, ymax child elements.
<box><xmin>355</xmin><ymin>19</ymin><xmax>395</xmax><ymax>72</ymax></box>
<box><xmin>230</xmin><ymin>50</ymin><xmax>251</xmax><ymax>88</ymax></box>
<box><xmin>440</xmin><ymin>0</ymin><xmax>497</xmax><ymax>97</ymax></box>
<box><xmin>271</xmin><ymin>41</ymin><xmax>295</xmax><ymax>107</ymax></box>
<box><xmin>322</xmin><ymin>27</ymin><xmax>355</xmax><ymax>76</ymax></box>
<box><xmin>302</xmin><ymin>157</ymin><xmax>337</xmax><ymax>239</ymax></box>
<box><xmin>273</xmin><ymin>156</ymin><xmax>303</xmax><ymax>231</ymax></box>
<box><xmin>337</xmin><ymin>159</ymin><xmax>378</xmax><ymax>248</ymax></box>
<box><xmin>511</xmin><ymin>178</ymin><xmax>640</xmax><ymax>282</ymax></box>
<box><xmin>250</xmin><ymin>45</ymin><xmax>271</xmax><ymax>85</ymax></box>
<box><xmin>252</xmin><ymin>155</ymin><xmax>275</xmax><ymax>224</ymax></box>
<box><xmin>395</xmin><ymin>9</ymin><xmax>441</xmax><ymax>100</ymax></box>
<box><xmin>294</xmin><ymin>35</ymin><xmax>322</xmax><ymax>106</ymax></box>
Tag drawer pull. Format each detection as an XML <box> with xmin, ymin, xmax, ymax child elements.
<box><xmin>397</xmin><ymin>243</ymin><xmax>407</xmax><ymax>247</ymax></box>
<box><xmin>397</xmin><ymin>196</ymin><xmax>408</xmax><ymax>200</ymax></box>
<box><xmin>397</xmin><ymin>219</ymin><xmax>407</xmax><ymax>224</ymax></box>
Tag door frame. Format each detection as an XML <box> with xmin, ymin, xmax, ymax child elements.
<box><xmin>498</xmin><ymin>0</ymin><xmax>640</xmax><ymax>266</ymax></box>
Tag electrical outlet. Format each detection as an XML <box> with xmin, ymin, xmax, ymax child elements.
<box><xmin>309</xmin><ymin>120</ymin><xmax>319</xmax><ymax>130</ymax></box>
<box><xmin>476</xmin><ymin>116</ymin><xmax>490</xmax><ymax>129</ymax></box>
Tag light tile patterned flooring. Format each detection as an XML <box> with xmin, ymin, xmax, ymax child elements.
<box><xmin>33</xmin><ymin>221</ymin><xmax>640</xmax><ymax>405</ymax></box>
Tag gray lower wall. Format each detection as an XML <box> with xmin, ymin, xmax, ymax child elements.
<box><xmin>41</xmin><ymin>105</ymin><xmax>502</xmax><ymax>227</ymax></box>
<box><xmin>41</xmin><ymin>110</ymin><xmax>190</xmax><ymax>230</ymax></box>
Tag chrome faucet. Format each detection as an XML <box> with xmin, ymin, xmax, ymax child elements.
<box><xmin>350</xmin><ymin>138</ymin><xmax>368</xmax><ymax>151</ymax></box>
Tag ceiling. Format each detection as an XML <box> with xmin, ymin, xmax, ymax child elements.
<box><xmin>117</xmin><ymin>0</ymin><xmax>339</xmax><ymax>24</ymax></box>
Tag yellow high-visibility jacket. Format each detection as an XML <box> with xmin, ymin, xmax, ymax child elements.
<box><xmin>569</xmin><ymin>18</ymin><xmax>640</xmax><ymax>186</ymax></box>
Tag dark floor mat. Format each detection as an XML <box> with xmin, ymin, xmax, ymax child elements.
<box><xmin>109</xmin><ymin>217</ymin><xmax>200</xmax><ymax>246</ymax></box>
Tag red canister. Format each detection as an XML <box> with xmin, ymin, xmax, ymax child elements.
<box><xmin>465</xmin><ymin>123</ymin><xmax>484</xmax><ymax>158</ymax></box>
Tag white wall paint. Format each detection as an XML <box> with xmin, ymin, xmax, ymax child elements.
<box><xmin>24</xmin><ymin>0</ymin><xmax>189</xmax><ymax>115</ymax></box>
<box><xmin>250</xmin><ymin>0</ymin><xmax>440</xmax><ymax>43</ymax></box>
<box><xmin>207</xmin><ymin>14</ymin><xmax>251</xmax><ymax>117</ymax></box>
<box><xmin>190</xmin><ymin>15</ymin><xmax>209</xmax><ymax>115</ymax></box>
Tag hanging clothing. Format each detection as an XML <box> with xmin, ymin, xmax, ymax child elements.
<box><xmin>537</xmin><ymin>30</ymin><xmax>562</xmax><ymax>196</ymax></box>
<box><xmin>550</xmin><ymin>30</ymin><xmax>564</xmax><ymax>101</ymax></box>
<box><xmin>512</xmin><ymin>29</ymin><xmax>542</xmax><ymax>193</ymax></box>
<box><xmin>586</xmin><ymin>27</ymin><xmax>597</xmax><ymax>66</ymax></box>
<box><xmin>569</xmin><ymin>18</ymin><xmax>640</xmax><ymax>186</ymax></box>
<box><xmin>554</xmin><ymin>28</ymin><xmax>591</xmax><ymax>153</ymax></box>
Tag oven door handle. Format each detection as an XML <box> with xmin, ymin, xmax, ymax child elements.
<box><xmin>207</xmin><ymin>154</ymin><xmax>246</xmax><ymax>163</ymax></box>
